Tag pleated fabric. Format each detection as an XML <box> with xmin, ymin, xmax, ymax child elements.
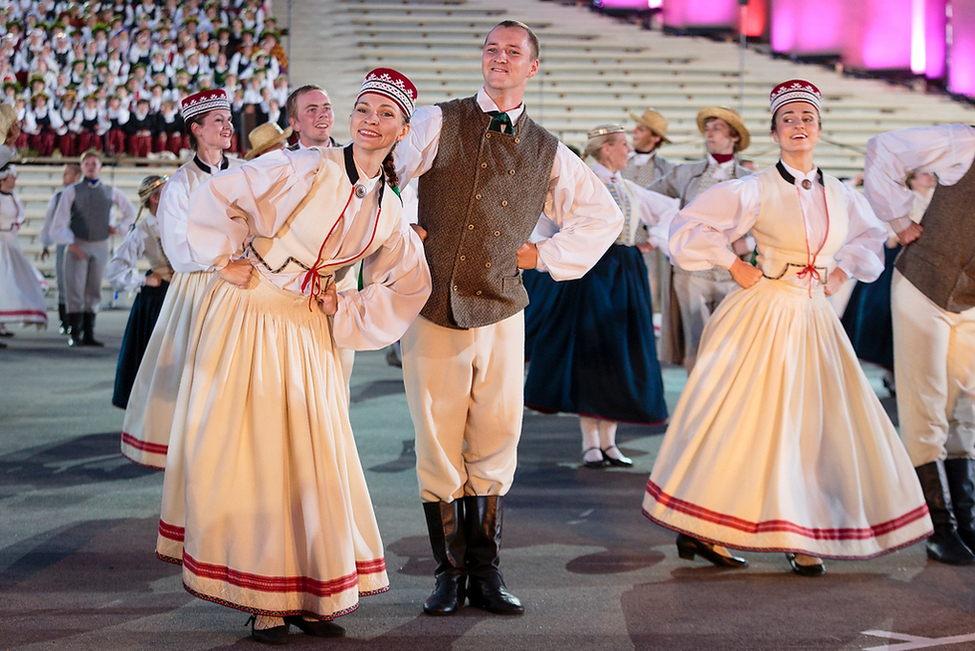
<box><xmin>120</xmin><ymin>270</ymin><xmax>212</xmax><ymax>469</ymax></box>
<box><xmin>524</xmin><ymin>244</ymin><xmax>668</xmax><ymax>425</ymax></box>
<box><xmin>643</xmin><ymin>278</ymin><xmax>931</xmax><ymax>558</ymax></box>
<box><xmin>522</xmin><ymin>268</ymin><xmax>559</xmax><ymax>362</ymax></box>
<box><xmin>171</xmin><ymin>275</ymin><xmax>388</xmax><ymax>619</ymax></box>
<box><xmin>112</xmin><ymin>280</ymin><xmax>169</xmax><ymax>409</ymax></box>
<box><xmin>0</xmin><ymin>231</ymin><xmax>47</xmax><ymax>326</ymax></box>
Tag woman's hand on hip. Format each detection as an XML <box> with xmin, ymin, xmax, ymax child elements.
<box><xmin>218</xmin><ymin>258</ymin><xmax>255</xmax><ymax>289</ymax></box>
<box><xmin>729</xmin><ymin>257</ymin><xmax>763</xmax><ymax>289</ymax></box>
<box><xmin>317</xmin><ymin>281</ymin><xmax>338</xmax><ymax>316</ymax></box>
<box><xmin>824</xmin><ymin>267</ymin><xmax>848</xmax><ymax>296</ymax></box>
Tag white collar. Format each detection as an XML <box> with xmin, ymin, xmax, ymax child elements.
<box><xmin>781</xmin><ymin>159</ymin><xmax>820</xmax><ymax>187</ymax></box>
<box><xmin>476</xmin><ymin>86</ymin><xmax>525</xmax><ymax>125</ymax></box>
<box><xmin>590</xmin><ymin>161</ymin><xmax>621</xmax><ymax>185</ymax></box>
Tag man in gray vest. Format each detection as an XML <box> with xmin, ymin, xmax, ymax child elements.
<box><xmin>864</xmin><ymin>125</ymin><xmax>975</xmax><ymax>566</ymax></box>
<box><xmin>649</xmin><ymin>107</ymin><xmax>753</xmax><ymax>372</ymax></box>
<box><xmin>40</xmin><ymin>162</ymin><xmax>83</xmax><ymax>335</ymax></box>
<box><xmin>396</xmin><ymin>20</ymin><xmax>622</xmax><ymax>618</ymax></box>
<box><xmin>51</xmin><ymin>150</ymin><xmax>136</xmax><ymax>347</ymax></box>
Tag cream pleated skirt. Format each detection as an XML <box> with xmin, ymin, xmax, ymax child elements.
<box><xmin>171</xmin><ymin>274</ymin><xmax>388</xmax><ymax>619</ymax></box>
<box><xmin>120</xmin><ymin>270</ymin><xmax>212</xmax><ymax>469</ymax></box>
<box><xmin>0</xmin><ymin>232</ymin><xmax>47</xmax><ymax>327</ymax></box>
<box><xmin>643</xmin><ymin>278</ymin><xmax>932</xmax><ymax>559</ymax></box>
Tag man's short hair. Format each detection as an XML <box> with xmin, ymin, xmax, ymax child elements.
<box><xmin>286</xmin><ymin>84</ymin><xmax>328</xmax><ymax>123</ymax></box>
<box><xmin>486</xmin><ymin>20</ymin><xmax>539</xmax><ymax>61</ymax></box>
<box><xmin>79</xmin><ymin>149</ymin><xmax>101</xmax><ymax>164</ymax></box>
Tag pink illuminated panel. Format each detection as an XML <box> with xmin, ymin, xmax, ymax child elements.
<box><xmin>949</xmin><ymin>0</ymin><xmax>975</xmax><ymax>96</ymax></box>
<box><xmin>842</xmin><ymin>0</ymin><xmax>912</xmax><ymax>69</ymax></box>
<box><xmin>770</xmin><ymin>0</ymin><xmax>846</xmax><ymax>55</ymax></box>
<box><xmin>922</xmin><ymin>0</ymin><xmax>947</xmax><ymax>79</ymax></box>
<box><xmin>662</xmin><ymin>0</ymin><xmax>739</xmax><ymax>29</ymax></box>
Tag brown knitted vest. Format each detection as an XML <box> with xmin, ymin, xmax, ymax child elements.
<box><xmin>417</xmin><ymin>96</ymin><xmax>559</xmax><ymax>329</ymax></box>
<box><xmin>896</xmin><ymin>156</ymin><xmax>975</xmax><ymax>313</ymax></box>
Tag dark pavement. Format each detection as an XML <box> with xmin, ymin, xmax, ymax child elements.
<box><xmin>2</xmin><ymin>309</ymin><xmax>974</xmax><ymax>651</ymax></box>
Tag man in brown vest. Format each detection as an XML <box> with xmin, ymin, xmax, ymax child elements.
<box><xmin>395</xmin><ymin>20</ymin><xmax>623</xmax><ymax>617</ymax></box>
<box><xmin>864</xmin><ymin>124</ymin><xmax>975</xmax><ymax>566</ymax></box>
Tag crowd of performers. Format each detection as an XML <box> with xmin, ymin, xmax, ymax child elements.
<box><xmin>1</xmin><ymin>16</ymin><xmax>972</xmax><ymax>646</ymax></box>
<box><xmin>0</xmin><ymin>0</ymin><xmax>288</xmax><ymax>157</ymax></box>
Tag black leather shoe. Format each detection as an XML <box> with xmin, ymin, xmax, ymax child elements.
<box><xmin>467</xmin><ymin>573</ymin><xmax>524</xmax><ymax>615</ymax></box>
<box><xmin>676</xmin><ymin>533</ymin><xmax>748</xmax><ymax>568</ymax></box>
<box><xmin>423</xmin><ymin>501</ymin><xmax>467</xmax><ymax>615</ymax></box>
<box><xmin>786</xmin><ymin>553</ymin><xmax>827</xmax><ymax>577</ymax></box>
<box><xmin>582</xmin><ymin>447</ymin><xmax>607</xmax><ymax>469</ymax></box>
<box><xmin>601</xmin><ymin>446</ymin><xmax>633</xmax><ymax>467</ymax></box>
<box><xmin>246</xmin><ymin>616</ymin><xmax>289</xmax><ymax>645</ymax></box>
<box><xmin>283</xmin><ymin>615</ymin><xmax>344</xmax><ymax>638</ymax></box>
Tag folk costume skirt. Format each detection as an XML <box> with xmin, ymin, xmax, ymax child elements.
<box><xmin>112</xmin><ymin>280</ymin><xmax>169</xmax><ymax>409</ymax></box>
<box><xmin>524</xmin><ymin>244</ymin><xmax>668</xmax><ymax>425</ymax></box>
<box><xmin>642</xmin><ymin>278</ymin><xmax>932</xmax><ymax>558</ymax></box>
<box><xmin>0</xmin><ymin>231</ymin><xmax>47</xmax><ymax>327</ymax></box>
<box><xmin>120</xmin><ymin>270</ymin><xmax>212</xmax><ymax>469</ymax></box>
<box><xmin>172</xmin><ymin>274</ymin><xmax>388</xmax><ymax>619</ymax></box>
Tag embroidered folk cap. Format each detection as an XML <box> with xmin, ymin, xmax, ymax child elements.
<box><xmin>628</xmin><ymin>108</ymin><xmax>671</xmax><ymax>144</ymax></box>
<box><xmin>696</xmin><ymin>106</ymin><xmax>750</xmax><ymax>152</ymax></box>
<box><xmin>770</xmin><ymin>79</ymin><xmax>822</xmax><ymax>116</ymax></box>
<box><xmin>179</xmin><ymin>88</ymin><xmax>231</xmax><ymax>120</ymax></box>
<box><xmin>357</xmin><ymin>67</ymin><xmax>417</xmax><ymax>119</ymax></box>
<box><xmin>245</xmin><ymin>121</ymin><xmax>293</xmax><ymax>160</ymax></box>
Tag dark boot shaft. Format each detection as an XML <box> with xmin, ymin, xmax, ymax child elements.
<box><xmin>944</xmin><ymin>458</ymin><xmax>975</xmax><ymax>548</ymax></box>
<box><xmin>463</xmin><ymin>495</ymin><xmax>502</xmax><ymax>576</ymax></box>
<box><xmin>915</xmin><ymin>461</ymin><xmax>975</xmax><ymax>565</ymax></box>
<box><xmin>422</xmin><ymin>500</ymin><xmax>467</xmax><ymax>616</ymax></box>
<box><xmin>81</xmin><ymin>312</ymin><xmax>104</xmax><ymax>347</ymax></box>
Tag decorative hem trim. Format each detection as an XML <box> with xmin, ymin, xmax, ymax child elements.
<box><xmin>121</xmin><ymin>431</ymin><xmax>169</xmax><ymax>456</ymax></box>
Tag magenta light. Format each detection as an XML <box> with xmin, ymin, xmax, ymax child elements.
<box><xmin>924</xmin><ymin>0</ymin><xmax>947</xmax><ymax>79</ymax></box>
<box><xmin>770</xmin><ymin>0</ymin><xmax>846</xmax><ymax>55</ymax></box>
<box><xmin>842</xmin><ymin>0</ymin><xmax>912</xmax><ymax>69</ymax></box>
<box><xmin>662</xmin><ymin>0</ymin><xmax>738</xmax><ymax>29</ymax></box>
<box><xmin>595</xmin><ymin>0</ymin><xmax>651</xmax><ymax>8</ymax></box>
<box><xmin>949</xmin><ymin>0</ymin><xmax>975</xmax><ymax>96</ymax></box>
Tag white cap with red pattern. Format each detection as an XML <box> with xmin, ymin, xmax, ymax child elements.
<box><xmin>180</xmin><ymin>89</ymin><xmax>231</xmax><ymax>120</ymax></box>
<box><xmin>769</xmin><ymin>79</ymin><xmax>822</xmax><ymax>116</ymax></box>
<box><xmin>357</xmin><ymin>68</ymin><xmax>417</xmax><ymax>119</ymax></box>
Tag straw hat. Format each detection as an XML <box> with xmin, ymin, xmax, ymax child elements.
<box><xmin>628</xmin><ymin>108</ymin><xmax>671</xmax><ymax>144</ymax></box>
<box><xmin>0</xmin><ymin>104</ymin><xmax>17</xmax><ymax>143</ymax></box>
<box><xmin>245</xmin><ymin>122</ymin><xmax>293</xmax><ymax>160</ymax></box>
<box><xmin>696</xmin><ymin>107</ymin><xmax>750</xmax><ymax>152</ymax></box>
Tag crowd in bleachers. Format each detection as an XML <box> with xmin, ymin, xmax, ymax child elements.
<box><xmin>0</xmin><ymin>0</ymin><xmax>288</xmax><ymax>158</ymax></box>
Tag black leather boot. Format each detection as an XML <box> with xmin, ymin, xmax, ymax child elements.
<box><xmin>463</xmin><ymin>496</ymin><xmax>524</xmax><ymax>615</ymax></box>
<box><xmin>422</xmin><ymin>501</ymin><xmax>467</xmax><ymax>615</ymax></box>
<box><xmin>81</xmin><ymin>312</ymin><xmax>104</xmax><ymax>347</ymax></box>
<box><xmin>945</xmin><ymin>458</ymin><xmax>975</xmax><ymax>552</ymax></box>
<box><xmin>57</xmin><ymin>304</ymin><xmax>68</xmax><ymax>335</ymax></box>
<box><xmin>916</xmin><ymin>461</ymin><xmax>975</xmax><ymax>565</ymax></box>
<box><xmin>66</xmin><ymin>313</ymin><xmax>84</xmax><ymax>347</ymax></box>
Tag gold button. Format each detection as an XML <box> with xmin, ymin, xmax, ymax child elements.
<box><xmin>485</xmin><ymin>262</ymin><xmax>491</xmax><ymax>268</ymax></box>
<box><xmin>494</xmin><ymin>231</ymin><xmax>501</xmax><ymax>237</ymax></box>
<box><xmin>453</xmin><ymin>285</ymin><xmax>459</xmax><ymax>291</ymax></box>
<box><xmin>460</xmin><ymin>255</ymin><xmax>466</xmax><ymax>261</ymax></box>
<box><xmin>475</xmin><ymin>290</ymin><xmax>482</xmax><ymax>296</ymax></box>
<box><xmin>481</xmin><ymin>162</ymin><xmax>487</xmax><ymax>168</ymax></box>
<box><xmin>475</xmin><ymin>194</ymin><xmax>481</xmax><ymax>200</ymax></box>
<box><xmin>486</xmin><ymin>133</ymin><xmax>492</xmax><ymax>139</ymax></box>
<box><xmin>508</xmin><ymin>169</ymin><xmax>515</xmax><ymax>175</ymax></box>
<box><xmin>501</xmin><ymin>200</ymin><xmax>508</xmax><ymax>207</ymax></box>
<box><xmin>468</xmin><ymin>224</ymin><xmax>474</xmax><ymax>230</ymax></box>
<box><xmin>514</xmin><ymin>137</ymin><xmax>520</xmax><ymax>143</ymax></box>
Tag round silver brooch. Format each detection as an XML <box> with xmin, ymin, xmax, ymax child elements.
<box><xmin>354</xmin><ymin>184</ymin><xmax>366</xmax><ymax>198</ymax></box>
<box><xmin>801</xmin><ymin>179</ymin><xmax>812</xmax><ymax>190</ymax></box>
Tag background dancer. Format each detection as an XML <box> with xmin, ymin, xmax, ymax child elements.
<box><xmin>642</xmin><ymin>80</ymin><xmax>932</xmax><ymax>577</ymax></box>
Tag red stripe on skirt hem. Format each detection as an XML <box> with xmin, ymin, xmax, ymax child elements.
<box><xmin>645</xmin><ymin>479</ymin><xmax>931</xmax><ymax>541</ymax></box>
<box><xmin>121</xmin><ymin>431</ymin><xmax>169</xmax><ymax>456</ymax></box>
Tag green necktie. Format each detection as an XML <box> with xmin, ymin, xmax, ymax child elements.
<box><xmin>487</xmin><ymin>110</ymin><xmax>512</xmax><ymax>134</ymax></box>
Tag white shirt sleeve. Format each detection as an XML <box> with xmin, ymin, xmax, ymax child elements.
<box><xmin>833</xmin><ymin>184</ymin><xmax>887</xmax><ymax>283</ymax></box>
<box><xmin>332</xmin><ymin>212</ymin><xmax>432</xmax><ymax>351</ymax></box>
<box><xmin>50</xmin><ymin>184</ymin><xmax>77</xmax><ymax>245</ymax></box>
<box><xmin>534</xmin><ymin>143</ymin><xmax>624</xmax><ymax>280</ymax></box>
<box><xmin>393</xmin><ymin>104</ymin><xmax>442</xmax><ymax>190</ymax></box>
<box><xmin>39</xmin><ymin>193</ymin><xmax>58</xmax><ymax>247</ymax></box>
<box><xmin>106</xmin><ymin>224</ymin><xmax>148</xmax><ymax>291</ymax></box>
<box><xmin>669</xmin><ymin>176</ymin><xmax>762</xmax><ymax>271</ymax></box>
<box><xmin>864</xmin><ymin>124</ymin><xmax>975</xmax><ymax>231</ymax></box>
<box><xmin>186</xmin><ymin>150</ymin><xmax>318</xmax><ymax>270</ymax></box>
<box><xmin>157</xmin><ymin>168</ymin><xmax>206</xmax><ymax>273</ymax></box>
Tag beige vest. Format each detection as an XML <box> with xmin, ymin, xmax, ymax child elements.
<box><xmin>754</xmin><ymin>165</ymin><xmax>848</xmax><ymax>283</ymax></box>
<box><xmin>417</xmin><ymin>96</ymin><xmax>559</xmax><ymax>329</ymax></box>
<box><xmin>896</xmin><ymin>156</ymin><xmax>975</xmax><ymax>312</ymax></box>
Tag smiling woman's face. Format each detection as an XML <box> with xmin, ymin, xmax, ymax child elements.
<box><xmin>771</xmin><ymin>101</ymin><xmax>821</xmax><ymax>154</ymax></box>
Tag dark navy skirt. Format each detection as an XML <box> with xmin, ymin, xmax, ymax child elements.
<box><xmin>524</xmin><ymin>244</ymin><xmax>668</xmax><ymax>424</ymax></box>
<box><xmin>523</xmin><ymin>268</ymin><xmax>559</xmax><ymax>362</ymax></box>
<box><xmin>841</xmin><ymin>245</ymin><xmax>899</xmax><ymax>370</ymax></box>
<box><xmin>113</xmin><ymin>280</ymin><xmax>170</xmax><ymax>409</ymax></box>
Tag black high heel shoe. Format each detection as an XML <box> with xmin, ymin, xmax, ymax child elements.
<box><xmin>283</xmin><ymin>615</ymin><xmax>345</xmax><ymax>637</ymax></box>
<box><xmin>245</xmin><ymin>615</ymin><xmax>289</xmax><ymax>645</ymax></box>
<box><xmin>676</xmin><ymin>533</ymin><xmax>748</xmax><ymax>568</ymax></box>
<box><xmin>786</xmin><ymin>553</ymin><xmax>826</xmax><ymax>577</ymax></box>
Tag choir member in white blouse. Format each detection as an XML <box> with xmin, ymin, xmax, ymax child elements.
<box><xmin>173</xmin><ymin>68</ymin><xmax>431</xmax><ymax>644</ymax></box>
<box><xmin>642</xmin><ymin>79</ymin><xmax>932</xmax><ymax>577</ymax></box>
